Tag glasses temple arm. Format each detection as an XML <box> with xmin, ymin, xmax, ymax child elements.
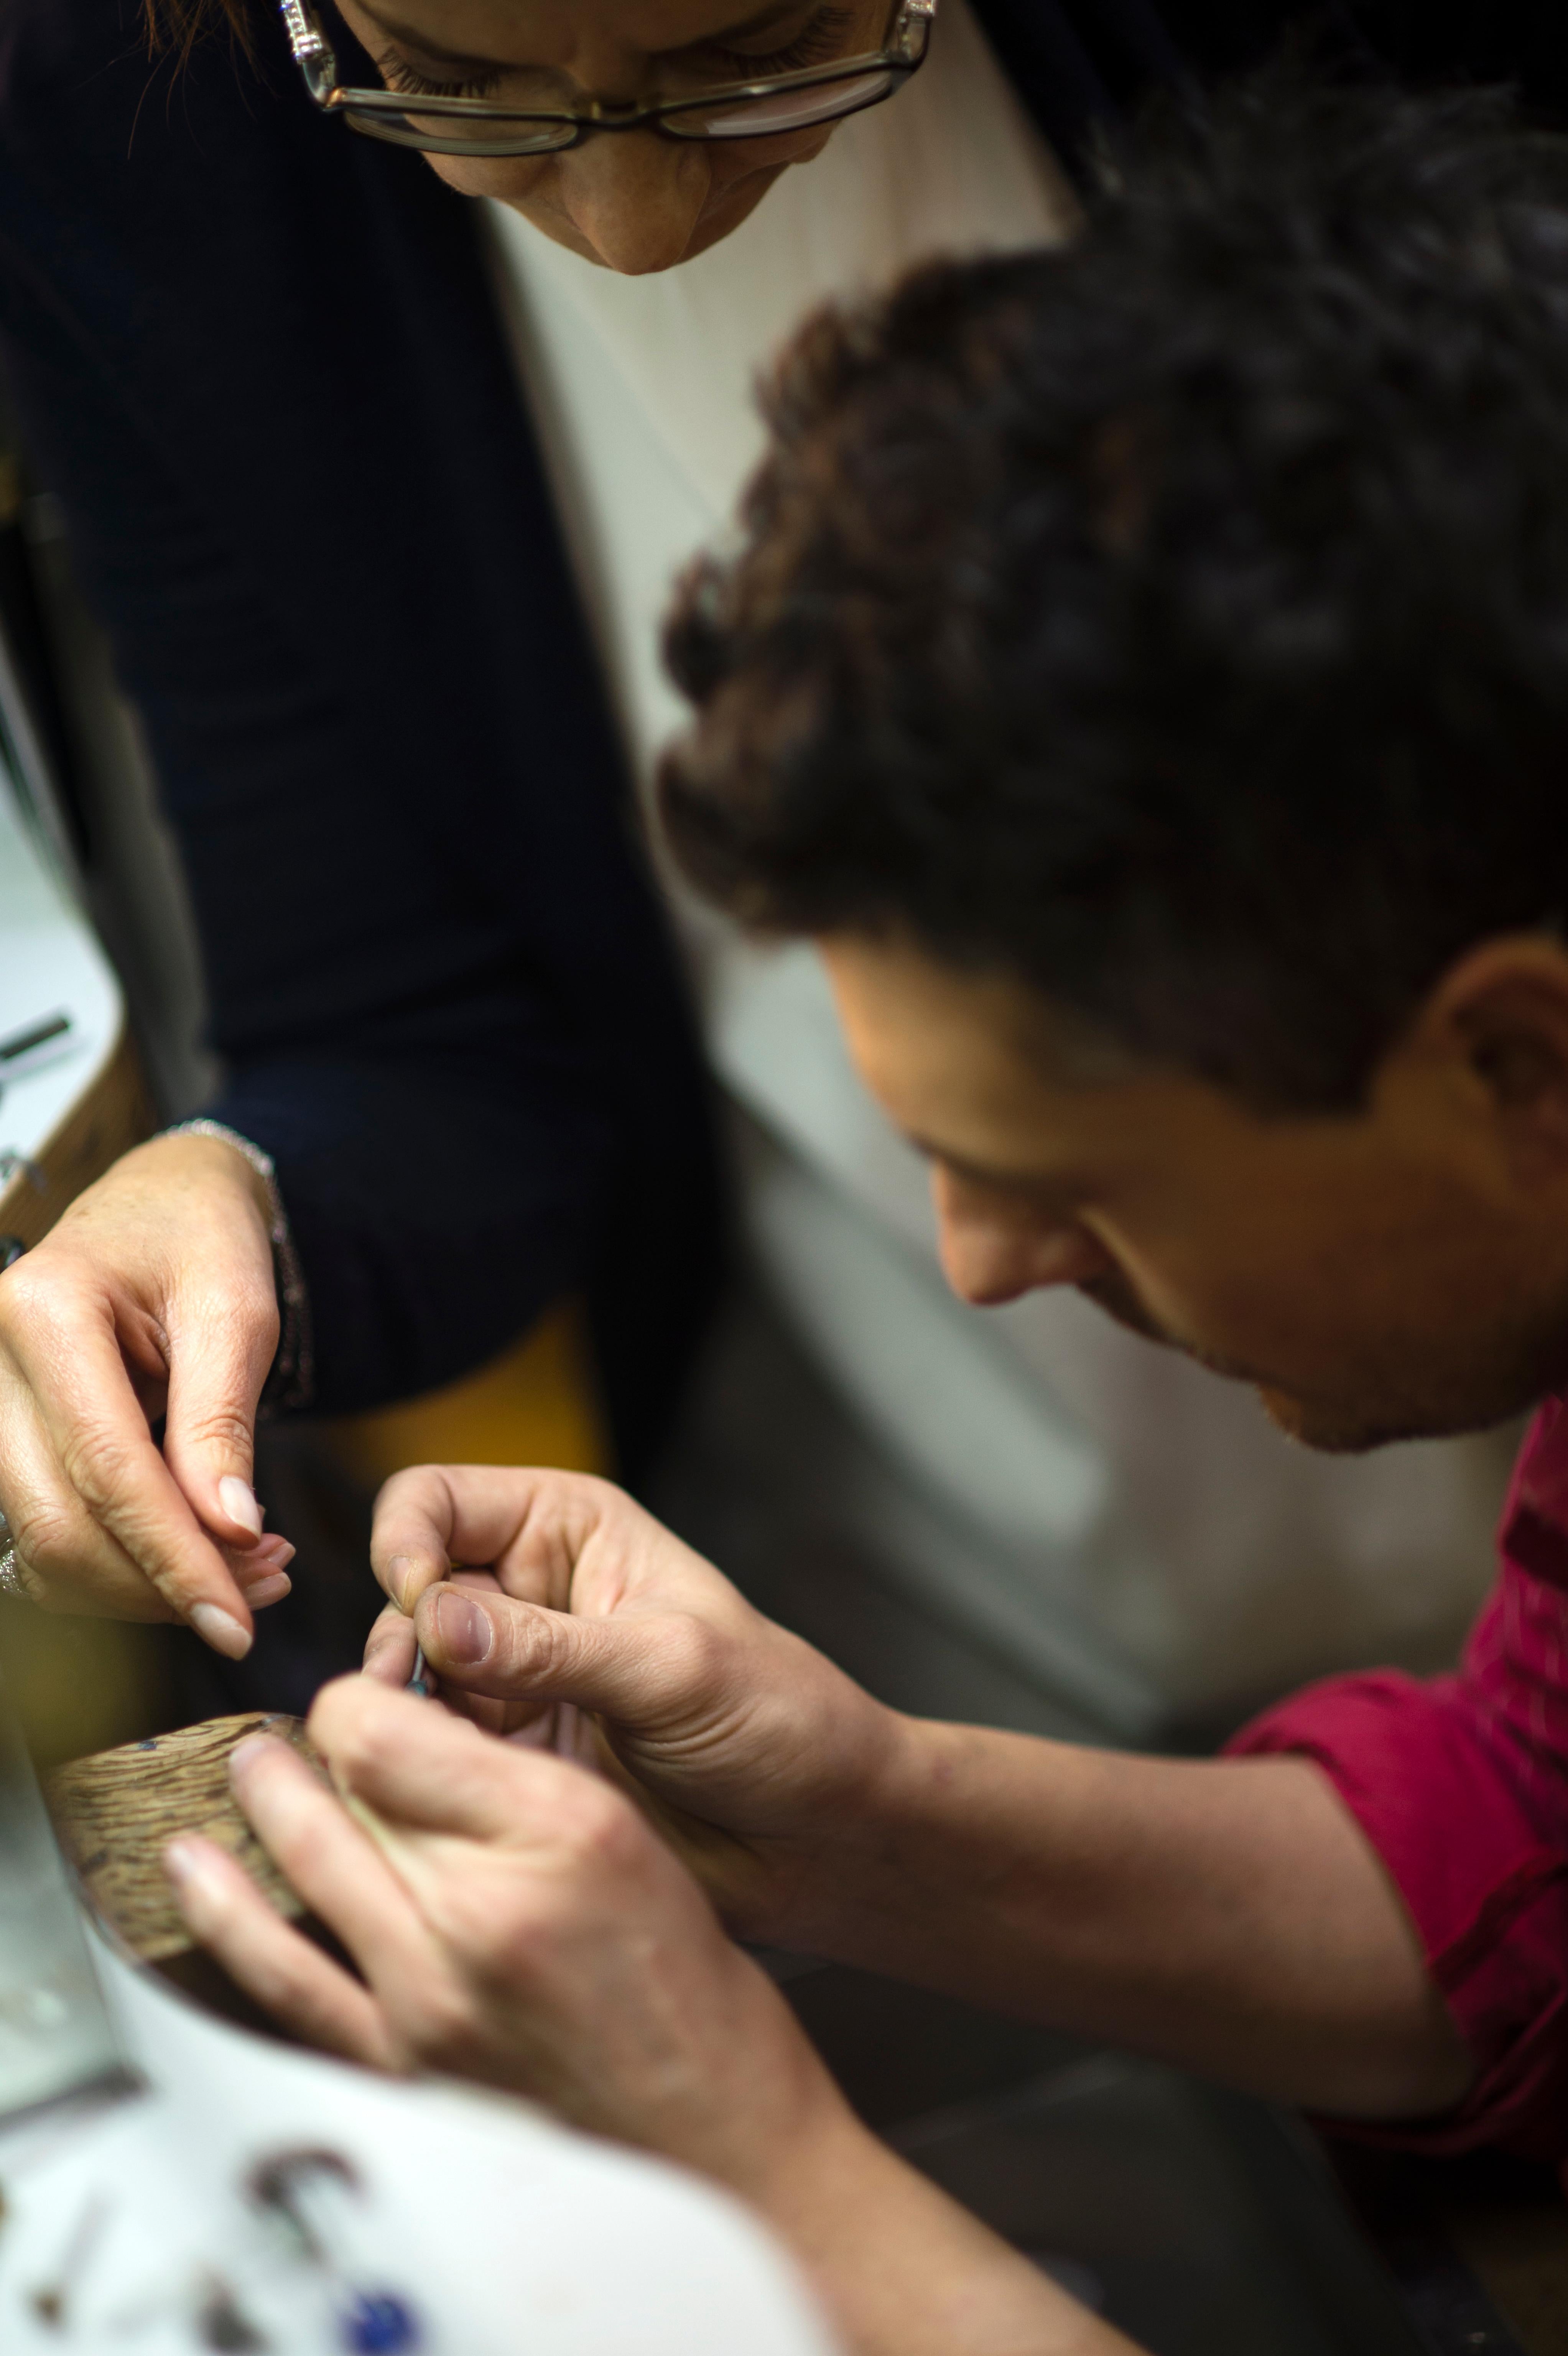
<box><xmin>279</xmin><ymin>0</ymin><xmax>341</xmax><ymax>100</ymax></box>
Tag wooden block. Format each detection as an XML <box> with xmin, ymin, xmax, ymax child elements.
<box><xmin>45</xmin><ymin>1712</ymin><xmax>317</xmax><ymax>1964</ymax></box>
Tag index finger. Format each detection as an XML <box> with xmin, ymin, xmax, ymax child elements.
<box><xmin>309</xmin><ymin>1675</ymin><xmax>595</xmax><ymax>1846</ymax></box>
<box><xmin>372</xmin><ymin>1464</ymin><xmax>605</xmax><ymax>1614</ymax></box>
<box><xmin>2</xmin><ymin>1289</ymin><xmax>255</xmax><ymax>1653</ymax></box>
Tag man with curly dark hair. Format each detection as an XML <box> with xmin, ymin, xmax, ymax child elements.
<box><xmin>168</xmin><ymin>73</ymin><xmax>1568</xmax><ymax>2353</ymax></box>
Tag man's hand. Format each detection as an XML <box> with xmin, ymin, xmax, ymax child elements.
<box><xmin>0</xmin><ymin>1132</ymin><xmax>295</xmax><ymax>1653</ymax></box>
<box><xmin>166</xmin><ymin>1678</ymin><xmax>1137</xmax><ymax>2356</ymax></box>
<box><xmin>362</xmin><ymin>1469</ymin><xmax>1471</xmax><ymax>2126</ymax></box>
<box><xmin>361</xmin><ymin>1466</ymin><xmax>903</xmax><ymax>1947</ymax></box>
<box><xmin>165</xmin><ymin>1679</ymin><xmax>834</xmax><ymax>2175</ymax></box>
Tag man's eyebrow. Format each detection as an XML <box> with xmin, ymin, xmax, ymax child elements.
<box><xmin>906</xmin><ymin>1135</ymin><xmax>1007</xmax><ymax>1185</ymax></box>
<box><xmin>907</xmin><ymin>1132</ymin><xmax>1079</xmax><ymax>1194</ymax></box>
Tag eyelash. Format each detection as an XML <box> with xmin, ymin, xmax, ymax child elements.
<box><xmin>378</xmin><ymin>49</ymin><xmax>504</xmax><ymax>101</ymax></box>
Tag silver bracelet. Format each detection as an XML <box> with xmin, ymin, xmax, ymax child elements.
<box><xmin>166</xmin><ymin>1120</ymin><xmax>314</xmax><ymax>1413</ymax></box>
<box><xmin>0</xmin><ymin>1506</ymin><xmax>23</xmax><ymax>1600</ymax></box>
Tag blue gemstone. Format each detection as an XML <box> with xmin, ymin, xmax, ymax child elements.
<box><xmin>339</xmin><ymin>2292</ymin><xmax>421</xmax><ymax>2353</ymax></box>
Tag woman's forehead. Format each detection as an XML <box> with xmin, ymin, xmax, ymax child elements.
<box><xmin>354</xmin><ymin>0</ymin><xmax>837</xmax><ymax>67</ymax></box>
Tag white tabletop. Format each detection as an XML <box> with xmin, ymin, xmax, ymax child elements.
<box><xmin>0</xmin><ymin>748</ymin><xmax>122</xmax><ymax>1173</ymax></box>
<box><xmin>0</xmin><ymin>1925</ymin><xmax>834</xmax><ymax>2356</ymax></box>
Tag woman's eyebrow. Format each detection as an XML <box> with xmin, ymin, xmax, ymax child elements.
<box><xmin>696</xmin><ymin>0</ymin><xmax>822</xmax><ymax>37</ymax></box>
<box><xmin>352</xmin><ymin>3</ymin><xmax>501</xmax><ymax>71</ymax></box>
<box><xmin>352</xmin><ymin>0</ymin><xmax>818</xmax><ymax>71</ymax></box>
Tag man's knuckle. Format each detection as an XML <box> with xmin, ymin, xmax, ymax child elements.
<box><xmin>559</xmin><ymin>1779</ymin><xmax>641</xmax><ymax>1872</ymax></box>
<box><xmin>452</xmin><ymin>1900</ymin><xmax>528</xmax><ymax>1979</ymax></box>
<box><xmin>659</xmin><ymin>1612</ymin><xmax>727</xmax><ymax>1695</ymax></box>
<box><xmin>0</xmin><ymin>1262</ymin><xmax>64</xmax><ymax>1337</ymax></box>
<box><xmin>404</xmin><ymin>1983</ymin><xmax>481</xmax><ymax>2069</ymax></box>
<box><xmin>329</xmin><ymin>1714</ymin><xmax>399</xmax><ymax>1792</ymax></box>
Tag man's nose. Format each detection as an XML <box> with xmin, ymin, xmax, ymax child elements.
<box><xmin>937</xmin><ymin>1201</ymin><xmax>1114</xmax><ymax>1308</ymax></box>
<box><xmin>555</xmin><ymin>133</ymin><xmax>712</xmax><ymax>273</ymax></box>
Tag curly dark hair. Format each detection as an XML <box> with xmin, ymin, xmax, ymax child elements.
<box><xmin>659</xmin><ymin>68</ymin><xmax>1568</xmax><ymax>1110</ymax></box>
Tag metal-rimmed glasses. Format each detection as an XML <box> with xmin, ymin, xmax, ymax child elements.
<box><xmin>278</xmin><ymin>0</ymin><xmax>938</xmax><ymax>158</ymax></box>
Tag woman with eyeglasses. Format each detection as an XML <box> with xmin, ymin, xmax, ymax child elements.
<box><xmin>0</xmin><ymin>6</ymin><xmax>1556</xmax><ymax>1693</ymax></box>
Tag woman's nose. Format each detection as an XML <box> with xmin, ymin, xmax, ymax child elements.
<box><xmin>555</xmin><ymin>134</ymin><xmax>713</xmax><ymax>273</ymax></box>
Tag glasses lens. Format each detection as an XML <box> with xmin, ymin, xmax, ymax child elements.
<box><xmin>663</xmin><ymin>67</ymin><xmax>899</xmax><ymax>140</ymax></box>
<box><xmin>343</xmin><ymin>104</ymin><xmax>577</xmax><ymax>154</ymax></box>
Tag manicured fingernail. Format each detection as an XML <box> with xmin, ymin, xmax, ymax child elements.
<box><xmin>431</xmin><ymin>1589</ymin><xmax>492</xmax><ymax>1666</ymax></box>
<box><xmin>243</xmin><ymin>1572</ymin><xmax>291</xmax><ymax>1610</ymax></box>
<box><xmin>190</xmin><ymin>1602</ymin><xmax>253</xmax><ymax>1659</ymax></box>
<box><xmin>218</xmin><ymin>1477</ymin><xmax>263</xmax><ymax>1540</ymax></box>
<box><xmin>240</xmin><ymin>1539</ymin><xmax>295</xmax><ymax>1580</ymax></box>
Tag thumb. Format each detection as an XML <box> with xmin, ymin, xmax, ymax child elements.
<box><xmin>160</xmin><ymin>1289</ymin><xmax>280</xmax><ymax>1551</ymax></box>
<box><xmin>416</xmin><ymin>1584</ymin><xmax>679</xmax><ymax>1725</ymax></box>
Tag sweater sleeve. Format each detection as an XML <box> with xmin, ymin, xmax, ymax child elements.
<box><xmin>1227</xmin><ymin>1404</ymin><xmax>1568</xmax><ymax>2163</ymax></box>
<box><xmin>0</xmin><ymin>0</ymin><xmax>721</xmax><ymax>1444</ymax></box>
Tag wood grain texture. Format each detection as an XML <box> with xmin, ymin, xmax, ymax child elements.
<box><xmin>0</xmin><ymin>1022</ymin><xmax>155</xmax><ymax>1249</ymax></box>
<box><xmin>45</xmin><ymin>1712</ymin><xmax>317</xmax><ymax>1963</ymax></box>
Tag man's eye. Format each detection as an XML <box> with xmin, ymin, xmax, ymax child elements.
<box><xmin>378</xmin><ymin>48</ymin><xmax>505</xmax><ymax>101</ymax></box>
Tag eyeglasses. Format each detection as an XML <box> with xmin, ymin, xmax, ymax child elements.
<box><xmin>278</xmin><ymin>1</ymin><xmax>937</xmax><ymax>158</ymax></box>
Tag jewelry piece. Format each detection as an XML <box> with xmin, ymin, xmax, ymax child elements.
<box><xmin>0</xmin><ymin>1507</ymin><xmax>23</xmax><ymax>1599</ymax></box>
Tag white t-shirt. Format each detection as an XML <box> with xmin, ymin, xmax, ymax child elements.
<box><xmin>484</xmin><ymin>6</ymin><xmax>1505</xmax><ymax>1725</ymax></box>
<box><xmin>488</xmin><ymin>0</ymin><xmax>1076</xmax><ymax>802</ymax></box>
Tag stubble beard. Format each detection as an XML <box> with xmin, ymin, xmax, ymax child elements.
<box><xmin>1079</xmin><ymin>1273</ymin><xmax>1568</xmax><ymax>1454</ymax></box>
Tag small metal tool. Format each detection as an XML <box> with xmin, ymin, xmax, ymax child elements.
<box><xmin>0</xmin><ymin>1013</ymin><xmax>71</xmax><ymax>1066</ymax></box>
<box><xmin>0</xmin><ymin>1014</ymin><xmax>74</xmax><ymax>1115</ymax></box>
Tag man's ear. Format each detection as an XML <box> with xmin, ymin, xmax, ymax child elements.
<box><xmin>1410</xmin><ymin>935</ymin><xmax>1568</xmax><ymax>1181</ymax></box>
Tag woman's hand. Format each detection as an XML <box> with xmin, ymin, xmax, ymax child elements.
<box><xmin>359</xmin><ymin>1467</ymin><xmax>907</xmax><ymax>1950</ymax></box>
<box><xmin>0</xmin><ymin>1131</ymin><xmax>295</xmax><ymax>1653</ymax></box>
<box><xmin>166</xmin><ymin>1678</ymin><xmax>1136</xmax><ymax>2356</ymax></box>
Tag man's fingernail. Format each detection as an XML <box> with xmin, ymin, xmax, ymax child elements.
<box><xmin>431</xmin><ymin>1589</ymin><xmax>492</xmax><ymax>1666</ymax></box>
<box><xmin>240</xmin><ymin>1539</ymin><xmax>295</xmax><ymax>1581</ymax></box>
<box><xmin>385</xmin><ymin>1553</ymin><xmax>423</xmax><ymax>1606</ymax></box>
<box><xmin>244</xmin><ymin>1572</ymin><xmax>292</xmax><ymax>1610</ymax></box>
<box><xmin>190</xmin><ymin>1602</ymin><xmax>253</xmax><ymax>1660</ymax></box>
<box><xmin>164</xmin><ymin>1839</ymin><xmax>217</xmax><ymax>1894</ymax></box>
<box><xmin>218</xmin><ymin>1477</ymin><xmax>264</xmax><ymax>1540</ymax></box>
<box><xmin>164</xmin><ymin>1842</ymin><xmax>234</xmax><ymax>1923</ymax></box>
<box><xmin>227</xmin><ymin>1734</ymin><xmax>275</xmax><ymax>1781</ymax></box>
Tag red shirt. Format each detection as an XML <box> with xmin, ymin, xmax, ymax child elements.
<box><xmin>1229</xmin><ymin>1395</ymin><xmax>1568</xmax><ymax>2160</ymax></box>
